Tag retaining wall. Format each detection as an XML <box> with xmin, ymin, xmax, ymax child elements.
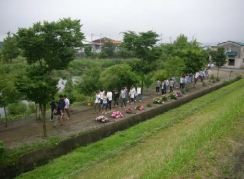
<box><xmin>0</xmin><ymin>78</ymin><xmax>240</xmax><ymax>178</ymax></box>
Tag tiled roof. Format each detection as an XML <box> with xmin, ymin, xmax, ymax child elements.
<box><xmin>218</xmin><ymin>41</ymin><xmax>244</xmax><ymax>46</ymax></box>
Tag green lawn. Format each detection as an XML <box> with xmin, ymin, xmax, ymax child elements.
<box><xmin>19</xmin><ymin>79</ymin><xmax>244</xmax><ymax>178</ymax></box>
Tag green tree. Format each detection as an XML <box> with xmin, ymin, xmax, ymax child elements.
<box><xmin>15</xmin><ymin>18</ymin><xmax>84</xmax><ymax>137</ymax></box>
<box><xmin>210</xmin><ymin>47</ymin><xmax>227</xmax><ymax>78</ymax></box>
<box><xmin>102</xmin><ymin>41</ymin><xmax>115</xmax><ymax>57</ymax></box>
<box><xmin>122</xmin><ymin>31</ymin><xmax>160</xmax><ymax>93</ymax></box>
<box><xmin>0</xmin><ymin>66</ymin><xmax>21</xmax><ymax>127</ymax></box>
<box><xmin>76</xmin><ymin>66</ymin><xmax>101</xmax><ymax>104</ymax></box>
<box><xmin>99</xmin><ymin>51</ymin><xmax>108</xmax><ymax>59</ymax></box>
<box><xmin>164</xmin><ymin>56</ymin><xmax>186</xmax><ymax>78</ymax></box>
<box><xmin>1</xmin><ymin>32</ymin><xmax>20</xmax><ymax>62</ymax></box>
<box><xmin>99</xmin><ymin>64</ymin><xmax>138</xmax><ymax>91</ymax></box>
<box><xmin>63</xmin><ymin>76</ymin><xmax>75</xmax><ymax>105</ymax></box>
<box><xmin>84</xmin><ymin>45</ymin><xmax>92</xmax><ymax>57</ymax></box>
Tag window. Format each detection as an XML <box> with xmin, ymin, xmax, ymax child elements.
<box><xmin>228</xmin><ymin>59</ymin><xmax>235</xmax><ymax>66</ymax></box>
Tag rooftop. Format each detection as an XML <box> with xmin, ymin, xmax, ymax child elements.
<box><xmin>218</xmin><ymin>41</ymin><xmax>244</xmax><ymax>46</ymax></box>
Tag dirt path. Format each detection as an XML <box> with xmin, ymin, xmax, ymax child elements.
<box><xmin>0</xmin><ymin>69</ymin><xmax>241</xmax><ymax>149</ymax></box>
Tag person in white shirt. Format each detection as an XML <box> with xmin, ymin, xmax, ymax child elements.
<box><xmin>107</xmin><ymin>89</ymin><xmax>113</xmax><ymax>110</ymax></box>
<box><xmin>102</xmin><ymin>92</ymin><xmax>108</xmax><ymax>113</ymax></box>
<box><xmin>165</xmin><ymin>78</ymin><xmax>169</xmax><ymax>93</ymax></box>
<box><xmin>136</xmin><ymin>85</ymin><xmax>142</xmax><ymax>102</ymax></box>
<box><xmin>93</xmin><ymin>92</ymin><xmax>101</xmax><ymax>113</ymax></box>
<box><xmin>64</xmin><ymin>95</ymin><xmax>70</xmax><ymax>120</ymax></box>
<box><xmin>129</xmin><ymin>86</ymin><xmax>136</xmax><ymax>104</ymax></box>
<box><xmin>180</xmin><ymin>76</ymin><xmax>184</xmax><ymax>89</ymax></box>
<box><xmin>100</xmin><ymin>89</ymin><xmax>104</xmax><ymax>106</ymax></box>
<box><xmin>169</xmin><ymin>79</ymin><xmax>174</xmax><ymax>93</ymax></box>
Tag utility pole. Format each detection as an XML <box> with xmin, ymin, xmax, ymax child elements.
<box><xmin>100</xmin><ymin>33</ymin><xmax>102</xmax><ymax>52</ymax></box>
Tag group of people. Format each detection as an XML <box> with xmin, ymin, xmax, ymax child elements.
<box><xmin>156</xmin><ymin>68</ymin><xmax>211</xmax><ymax>95</ymax></box>
<box><xmin>94</xmin><ymin>85</ymin><xmax>142</xmax><ymax>113</ymax></box>
<box><xmin>50</xmin><ymin>95</ymin><xmax>70</xmax><ymax>128</ymax></box>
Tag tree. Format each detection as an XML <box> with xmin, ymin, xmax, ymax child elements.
<box><xmin>84</xmin><ymin>45</ymin><xmax>92</xmax><ymax>57</ymax></box>
<box><xmin>102</xmin><ymin>41</ymin><xmax>115</xmax><ymax>57</ymax></box>
<box><xmin>99</xmin><ymin>64</ymin><xmax>138</xmax><ymax>91</ymax></box>
<box><xmin>164</xmin><ymin>56</ymin><xmax>186</xmax><ymax>78</ymax></box>
<box><xmin>76</xmin><ymin>66</ymin><xmax>101</xmax><ymax>104</ymax></box>
<box><xmin>99</xmin><ymin>51</ymin><xmax>108</xmax><ymax>59</ymax></box>
<box><xmin>210</xmin><ymin>47</ymin><xmax>227</xmax><ymax>78</ymax></box>
<box><xmin>1</xmin><ymin>32</ymin><xmax>20</xmax><ymax>62</ymax></box>
<box><xmin>15</xmin><ymin>18</ymin><xmax>84</xmax><ymax>137</ymax></box>
<box><xmin>122</xmin><ymin>31</ymin><xmax>160</xmax><ymax>93</ymax></box>
<box><xmin>0</xmin><ymin>66</ymin><xmax>21</xmax><ymax>127</ymax></box>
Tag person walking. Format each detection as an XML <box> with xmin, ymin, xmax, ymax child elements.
<box><xmin>129</xmin><ymin>86</ymin><xmax>136</xmax><ymax>104</ymax></box>
<box><xmin>161</xmin><ymin>79</ymin><xmax>166</xmax><ymax>95</ymax></box>
<box><xmin>156</xmin><ymin>79</ymin><xmax>161</xmax><ymax>94</ymax></box>
<box><xmin>58</xmin><ymin>95</ymin><xmax>65</xmax><ymax>120</ymax></box>
<box><xmin>180</xmin><ymin>76</ymin><xmax>184</xmax><ymax>89</ymax></box>
<box><xmin>93</xmin><ymin>92</ymin><xmax>100</xmax><ymax>113</ymax></box>
<box><xmin>136</xmin><ymin>85</ymin><xmax>142</xmax><ymax>102</ymax></box>
<box><xmin>113</xmin><ymin>88</ymin><xmax>119</xmax><ymax>107</ymax></box>
<box><xmin>53</xmin><ymin>102</ymin><xmax>64</xmax><ymax>128</ymax></box>
<box><xmin>64</xmin><ymin>95</ymin><xmax>70</xmax><ymax>120</ymax></box>
<box><xmin>102</xmin><ymin>92</ymin><xmax>108</xmax><ymax>114</ymax></box>
<box><xmin>49</xmin><ymin>97</ymin><xmax>56</xmax><ymax>121</ymax></box>
<box><xmin>100</xmin><ymin>89</ymin><xmax>104</xmax><ymax>106</ymax></box>
<box><xmin>107</xmin><ymin>89</ymin><xmax>112</xmax><ymax>110</ymax></box>
<box><xmin>124</xmin><ymin>86</ymin><xmax>129</xmax><ymax>104</ymax></box>
<box><xmin>169</xmin><ymin>79</ymin><xmax>174</xmax><ymax>93</ymax></box>
<box><xmin>120</xmin><ymin>87</ymin><xmax>126</xmax><ymax>108</ymax></box>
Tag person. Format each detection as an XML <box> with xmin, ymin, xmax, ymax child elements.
<box><xmin>93</xmin><ymin>91</ymin><xmax>101</xmax><ymax>113</ymax></box>
<box><xmin>102</xmin><ymin>92</ymin><xmax>108</xmax><ymax>113</ymax></box>
<box><xmin>172</xmin><ymin>76</ymin><xmax>176</xmax><ymax>88</ymax></box>
<box><xmin>161</xmin><ymin>79</ymin><xmax>166</xmax><ymax>95</ymax></box>
<box><xmin>169</xmin><ymin>79</ymin><xmax>174</xmax><ymax>93</ymax></box>
<box><xmin>176</xmin><ymin>76</ymin><xmax>180</xmax><ymax>88</ymax></box>
<box><xmin>180</xmin><ymin>76</ymin><xmax>184</xmax><ymax>89</ymax></box>
<box><xmin>64</xmin><ymin>95</ymin><xmax>70</xmax><ymax>120</ymax></box>
<box><xmin>156</xmin><ymin>79</ymin><xmax>161</xmax><ymax>94</ymax></box>
<box><xmin>58</xmin><ymin>95</ymin><xmax>65</xmax><ymax>119</ymax></box>
<box><xmin>182</xmin><ymin>76</ymin><xmax>186</xmax><ymax>89</ymax></box>
<box><xmin>49</xmin><ymin>97</ymin><xmax>56</xmax><ymax>121</ymax></box>
<box><xmin>200</xmin><ymin>70</ymin><xmax>204</xmax><ymax>82</ymax></box>
<box><xmin>100</xmin><ymin>89</ymin><xmax>104</xmax><ymax>106</ymax></box>
<box><xmin>194</xmin><ymin>72</ymin><xmax>199</xmax><ymax>85</ymax></box>
<box><xmin>107</xmin><ymin>89</ymin><xmax>112</xmax><ymax>110</ymax></box>
<box><xmin>165</xmin><ymin>78</ymin><xmax>169</xmax><ymax>93</ymax></box>
<box><xmin>124</xmin><ymin>86</ymin><xmax>129</xmax><ymax>103</ymax></box>
<box><xmin>136</xmin><ymin>85</ymin><xmax>142</xmax><ymax>102</ymax></box>
<box><xmin>129</xmin><ymin>86</ymin><xmax>136</xmax><ymax>104</ymax></box>
<box><xmin>113</xmin><ymin>88</ymin><xmax>119</xmax><ymax>107</ymax></box>
<box><xmin>120</xmin><ymin>87</ymin><xmax>126</xmax><ymax>108</ymax></box>
<box><xmin>53</xmin><ymin>102</ymin><xmax>64</xmax><ymax>128</ymax></box>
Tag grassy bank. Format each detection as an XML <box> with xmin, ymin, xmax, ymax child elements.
<box><xmin>18</xmin><ymin>79</ymin><xmax>244</xmax><ymax>178</ymax></box>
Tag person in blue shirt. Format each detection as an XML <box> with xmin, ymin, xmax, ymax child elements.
<box><xmin>53</xmin><ymin>102</ymin><xmax>64</xmax><ymax>127</ymax></box>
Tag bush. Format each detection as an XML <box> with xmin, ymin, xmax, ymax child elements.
<box><xmin>0</xmin><ymin>141</ymin><xmax>5</xmax><ymax>157</ymax></box>
<box><xmin>153</xmin><ymin>97</ymin><xmax>162</xmax><ymax>104</ymax></box>
<box><xmin>202</xmin><ymin>81</ymin><xmax>206</xmax><ymax>86</ymax></box>
<box><xmin>212</xmin><ymin>80</ymin><xmax>216</xmax><ymax>83</ymax></box>
<box><xmin>28</xmin><ymin>103</ymin><xmax>36</xmax><ymax>113</ymax></box>
<box><xmin>7</xmin><ymin>102</ymin><xmax>27</xmax><ymax>114</ymax></box>
<box><xmin>186</xmin><ymin>88</ymin><xmax>190</xmax><ymax>92</ymax></box>
<box><xmin>216</xmin><ymin>78</ymin><xmax>220</xmax><ymax>82</ymax></box>
<box><xmin>146</xmin><ymin>102</ymin><xmax>152</xmax><ymax>107</ymax></box>
<box><xmin>210</xmin><ymin>74</ymin><xmax>215</xmax><ymax>80</ymax></box>
<box><xmin>181</xmin><ymin>88</ymin><xmax>185</xmax><ymax>94</ymax></box>
<box><xmin>162</xmin><ymin>95</ymin><xmax>168</xmax><ymax>102</ymax></box>
<box><xmin>73</xmin><ymin>93</ymin><xmax>86</xmax><ymax>102</ymax></box>
<box><xmin>168</xmin><ymin>93</ymin><xmax>177</xmax><ymax>100</ymax></box>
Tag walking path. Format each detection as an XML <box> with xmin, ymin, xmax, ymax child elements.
<box><xmin>0</xmin><ymin>69</ymin><xmax>241</xmax><ymax>149</ymax></box>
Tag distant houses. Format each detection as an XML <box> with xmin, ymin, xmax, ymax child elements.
<box><xmin>217</xmin><ymin>41</ymin><xmax>244</xmax><ymax>68</ymax></box>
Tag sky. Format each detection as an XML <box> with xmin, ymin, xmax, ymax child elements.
<box><xmin>0</xmin><ymin>0</ymin><xmax>244</xmax><ymax>45</ymax></box>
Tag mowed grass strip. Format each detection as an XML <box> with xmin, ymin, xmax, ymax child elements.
<box><xmin>19</xmin><ymin>79</ymin><xmax>244</xmax><ymax>179</ymax></box>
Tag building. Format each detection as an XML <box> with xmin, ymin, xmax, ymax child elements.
<box><xmin>92</xmin><ymin>37</ymin><xmax>122</xmax><ymax>53</ymax></box>
<box><xmin>217</xmin><ymin>41</ymin><xmax>244</xmax><ymax>68</ymax></box>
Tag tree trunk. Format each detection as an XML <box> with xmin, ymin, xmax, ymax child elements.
<box><xmin>4</xmin><ymin>105</ymin><xmax>7</xmax><ymax>128</ymax></box>
<box><xmin>141</xmin><ymin>78</ymin><xmax>144</xmax><ymax>95</ymax></box>
<box><xmin>35</xmin><ymin>104</ymin><xmax>38</xmax><ymax>120</ymax></box>
<box><xmin>42</xmin><ymin>104</ymin><xmax>47</xmax><ymax>137</ymax></box>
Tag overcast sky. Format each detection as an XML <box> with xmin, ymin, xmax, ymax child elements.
<box><xmin>0</xmin><ymin>0</ymin><xmax>244</xmax><ymax>45</ymax></box>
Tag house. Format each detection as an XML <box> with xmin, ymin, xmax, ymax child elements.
<box><xmin>92</xmin><ymin>37</ymin><xmax>122</xmax><ymax>53</ymax></box>
<box><xmin>217</xmin><ymin>41</ymin><xmax>244</xmax><ymax>68</ymax></box>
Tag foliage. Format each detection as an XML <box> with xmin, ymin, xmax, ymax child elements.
<box><xmin>95</xmin><ymin>116</ymin><xmax>109</xmax><ymax>123</ymax></box>
<box><xmin>125</xmin><ymin>107</ymin><xmax>133</xmax><ymax>113</ymax></box>
<box><xmin>144</xmin><ymin>73</ymin><xmax>154</xmax><ymax>90</ymax></box>
<box><xmin>63</xmin><ymin>76</ymin><xmax>75</xmax><ymax>104</ymax></box>
<box><xmin>99</xmin><ymin>64</ymin><xmax>138</xmax><ymax>91</ymax></box>
<box><xmin>84</xmin><ymin>46</ymin><xmax>92</xmax><ymax>57</ymax></box>
<box><xmin>1</xmin><ymin>32</ymin><xmax>20</xmax><ymax>62</ymax></box>
<box><xmin>202</xmin><ymin>81</ymin><xmax>206</xmax><ymax>86</ymax></box>
<box><xmin>153</xmin><ymin>97</ymin><xmax>162</xmax><ymax>104</ymax></box>
<box><xmin>0</xmin><ymin>141</ymin><xmax>5</xmax><ymax>158</ymax></box>
<box><xmin>15</xmin><ymin>18</ymin><xmax>84</xmax><ymax>137</ymax></box>
<box><xmin>168</xmin><ymin>93</ymin><xmax>177</xmax><ymax>100</ymax></box>
<box><xmin>162</xmin><ymin>95</ymin><xmax>168</xmax><ymax>102</ymax></box>
<box><xmin>146</xmin><ymin>102</ymin><xmax>152</xmax><ymax>107</ymax></box>
<box><xmin>102</xmin><ymin>41</ymin><xmax>115</xmax><ymax>57</ymax></box>
<box><xmin>134</xmin><ymin>105</ymin><xmax>144</xmax><ymax>110</ymax></box>
<box><xmin>210</xmin><ymin>47</ymin><xmax>227</xmax><ymax>78</ymax></box>
<box><xmin>175</xmin><ymin>91</ymin><xmax>183</xmax><ymax>97</ymax></box>
<box><xmin>99</xmin><ymin>51</ymin><xmax>108</xmax><ymax>59</ymax></box>
<box><xmin>76</xmin><ymin>66</ymin><xmax>101</xmax><ymax>98</ymax></box>
<box><xmin>163</xmin><ymin>56</ymin><xmax>186</xmax><ymax>78</ymax></box>
<box><xmin>7</xmin><ymin>102</ymin><xmax>27</xmax><ymax>114</ymax></box>
<box><xmin>28</xmin><ymin>103</ymin><xmax>36</xmax><ymax>113</ymax></box>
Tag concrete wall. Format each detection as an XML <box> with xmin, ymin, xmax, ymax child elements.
<box><xmin>0</xmin><ymin>78</ymin><xmax>240</xmax><ymax>178</ymax></box>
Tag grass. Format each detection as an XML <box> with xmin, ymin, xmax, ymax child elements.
<box><xmin>18</xmin><ymin>79</ymin><xmax>244</xmax><ymax>178</ymax></box>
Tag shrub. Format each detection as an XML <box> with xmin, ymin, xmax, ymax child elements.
<box><xmin>28</xmin><ymin>103</ymin><xmax>36</xmax><ymax>113</ymax></box>
<box><xmin>210</xmin><ymin>74</ymin><xmax>215</xmax><ymax>80</ymax></box>
<box><xmin>168</xmin><ymin>93</ymin><xmax>177</xmax><ymax>100</ymax></box>
<box><xmin>186</xmin><ymin>88</ymin><xmax>190</xmax><ymax>92</ymax></box>
<box><xmin>134</xmin><ymin>105</ymin><xmax>144</xmax><ymax>111</ymax></box>
<box><xmin>0</xmin><ymin>141</ymin><xmax>5</xmax><ymax>158</ymax></box>
<box><xmin>125</xmin><ymin>107</ymin><xmax>133</xmax><ymax>114</ymax></box>
<box><xmin>181</xmin><ymin>88</ymin><xmax>185</xmax><ymax>94</ymax></box>
<box><xmin>153</xmin><ymin>97</ymin><xmax>162</xmax><ymax>104</ymax></box>
<box><xmin>212</xmin><ymin>80</ymin><xmax>216</xmax><ymax>83</ymax></box>
<box><xmin>162</xmin><ymin>95</ymin><xmax>168</xmax><ymax>102</ymax></box>
<box><xmin>216</xmin><ymin>78</ymin><xmax>220</xmax><ymax>82</ymax></box>
<box><xmin>111</xmin><ymin>111</ymin><xmax>123</xmax><ymax>118</ymax></box>
<box><xmin>175</xmin><ymin>91</ymin><xmax>182</xmax><ymax>98</ymax></box>
<box><xmin>146</xmin><ymin>102</ymin><xmax>152</xmax><ymax>107</ymax></box>
<box><xmin>73</xmin><ymin>93</ymin><xmax>86</xmax><ymax>102</ymax></box>
<box><xmin>7</xmin><ymin>102</ymin><xmax>27</xmax><ymax>114</ymax></box>
<box><xmin>202</xmin><ymin>81</ymin><xmax>206</xmax><ymax>86</ymax></box>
